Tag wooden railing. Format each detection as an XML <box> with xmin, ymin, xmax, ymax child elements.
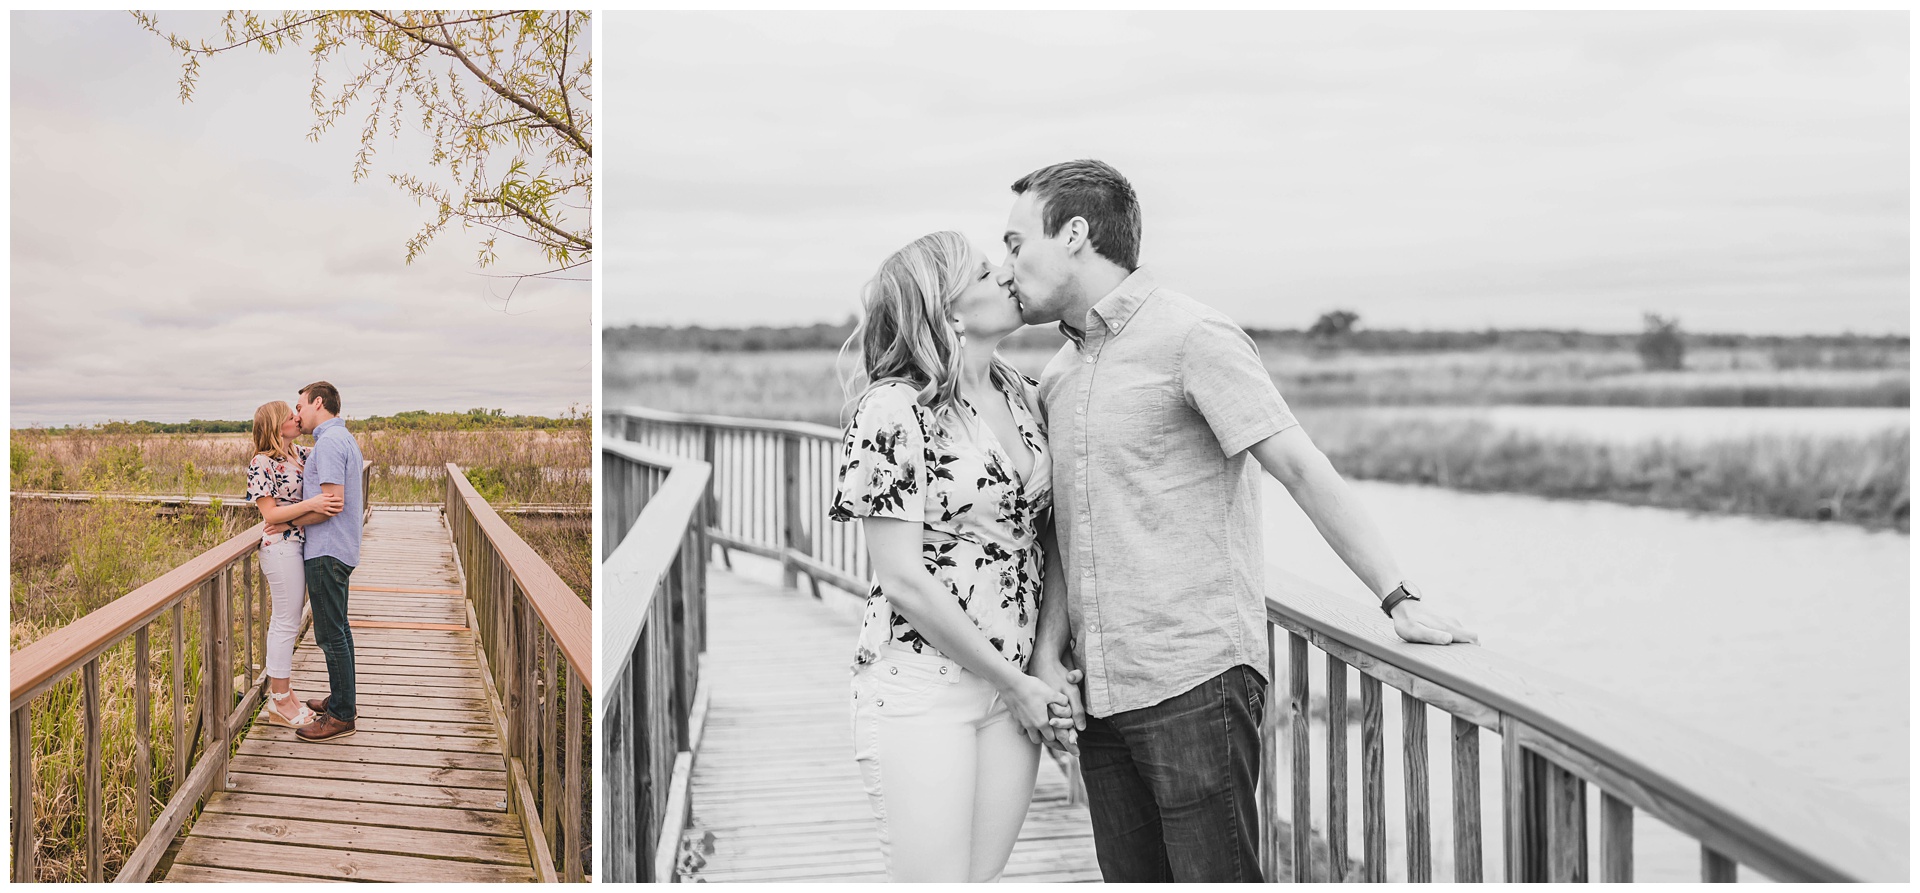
<box><xmin>607</xmin><ymin>404</ymin><xmax>1907</xmax><ymax>883</ymax></box>
<box><xmin>444</xmin><ymin>464</ymin><xmax>593</xmax><ymax>882</ymax></box>
<box><xmin>600</xmin><ymin>441</ymin><xmax>710</xmax><ymax>883</ymax></box>
<box><xmin>7</xmin><ymin>460</ymin><xmax>369</xmax><ymax>882</ymax></box>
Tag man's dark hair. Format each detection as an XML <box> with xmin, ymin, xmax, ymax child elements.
<box><xmin>300</xmin><ymin>381</ymin><xmax>342</xmax><ymax>416</ymax></box>
<box><xmin>1010</xmin><ymin>159</ymin><xmax>1141</xmax><ymax>271</ymax></box>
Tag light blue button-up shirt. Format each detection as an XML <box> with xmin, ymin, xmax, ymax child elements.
<box><xmin>1039</xmin><ymin>269</ymin><xmax>1299</xmax><ymax>716</ymax></box>
<box><xmin>301</xmin><ymin>417</ymin><xmax>365</xmax><ymax>567</ymax></box>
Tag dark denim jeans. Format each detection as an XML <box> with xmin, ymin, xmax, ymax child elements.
<box><xmin>304</xmin><ymin>555</ymin><xmax>357</xmax><ymax>721</ymax></box>
<box><xmin>1079</xmin><ymin>664</ymin><xmax>1268</xmax><ymax>882</ymax></box>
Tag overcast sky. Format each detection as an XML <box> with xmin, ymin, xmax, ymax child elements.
<box><xmin>605</xmin><ymin>11</ymin><xmax>1906</xmax><ymax>336</ymax></box>
<box><xmin>10</xmin><ymin>11</ymin><xmax>591</xmax><ymax>427</ymax></box>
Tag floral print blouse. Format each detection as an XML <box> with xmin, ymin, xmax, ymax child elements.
<box><xmin>829</xmin><ymin>379</ymin><xmax>1053</xmax><ymax>671</ymax></box>
<box><xmin>246</xmin><ymin>443</ymin><xmax>311</xmax><ymax>546</ymax></box>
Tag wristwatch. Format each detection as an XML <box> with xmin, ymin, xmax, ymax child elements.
<box><xmin>1380</xmin><ymin>581</ymin><xmax>1422</xmax><ymax>619</ymax></box>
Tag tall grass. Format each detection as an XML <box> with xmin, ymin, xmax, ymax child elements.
<box><xmin>11</xmin><ymin>498</ymin><xmax>247</xmax><ymax>882</ymax></box>
<box><xmin>502</xmin><ymin>513</ymin><xmax>591</xmax><ymax>605</ymax></box>
<box><xmin>1306</xmin><ymin>415</ymin><xmax>1910</xmax><ymax>532</ymax></box>
<box><xmin>609</xmin><ymin>350</ymin><xmax>1911</xmax><ymax>531</ymax></box>
<box><xmin>12</xmin><ymin>427</ymin><xmax>590</xmax><ymax>506</ymax></box>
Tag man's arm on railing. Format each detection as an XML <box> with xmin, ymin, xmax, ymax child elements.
<box><xmin>1248</xmin><ymin>425</ymin><xmax>1477</xmax><ymax>646</ymax></box>
<box><xmin>1027</xmin><ymin>518</ymin><xmax>1084</xmax><ymax>751</ymax></box>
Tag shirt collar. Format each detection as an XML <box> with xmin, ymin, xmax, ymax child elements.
<box><xmin>1087</xmin><ymin>268</ymin><xmax>1158</xmax><ymax>336</ymax></box>
<box><xmin>315</xmin><ymin>417</ymin><xmax>345</xmax><ymax>436</ymax></box>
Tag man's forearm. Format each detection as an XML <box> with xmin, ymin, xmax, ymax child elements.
<box><xmin>1280</xmin><ymin>454</ymin><xmax>1405</xmax><ymax>600</ymax></box>
<box><xmin>1032</xmin><ymin>524</ymin><xmax>1073</xmax><ymax>665</ymax></box>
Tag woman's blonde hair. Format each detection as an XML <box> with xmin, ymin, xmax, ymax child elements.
<box><xmin>841</xmin><ymin>231</ymin><xmax>1022</xmax><ymax>428</ymax></box>
<box><xmin>252</xmin><ymin>401</ymin><xmax>297</xmax><ymax>460</ymax></box>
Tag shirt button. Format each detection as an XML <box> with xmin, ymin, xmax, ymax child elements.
<box><xmin>1076</xmin><ymin>405</ymin><xmax>1086</xmax><ymax>415</ymax></box>
<box><xmin>1083</xmin><ymin>356</ymin><xmax>1094</xmax><ymax>364</ymax></box>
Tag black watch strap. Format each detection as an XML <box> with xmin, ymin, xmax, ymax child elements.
<box><xmin>1380</xmin><ymin>584</ymin><xmax>1420</xmax><ymax>619</ymax></box>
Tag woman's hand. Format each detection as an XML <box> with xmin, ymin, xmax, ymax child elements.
<box><xmin>263</xmin><ymin>521</ymin><xmax>291</xmax><ymax>536</ymax></box>
<box><xmin>1002</xmin><ymin>674</ymin><xmax>1073</xmax><ymax>748</ymax></box>
<box><xmin>306</xmin><ymin>492</ymin><xmax>345</xmax><ymax>517</ymax></box>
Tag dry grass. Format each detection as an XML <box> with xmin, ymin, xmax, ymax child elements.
<box><xmin>611</xmin><ymin>350</ymin><xmax>1911</xmax><ymax>531</ymax></box>
<box><xmin>606</xmin><ymin>348</ymin><xmax>1910</xmax><ymax>428</ymax></box>
<box><xmin>12</xmin><ymin>427</ymin><xmax>590</xmax><ymax>506</ymax></box>
<box><xmin>503</xmin><ymin>513</ymin><xmax>591</xmax><ymax>605</ymax></box>
<box><xmin>10</xmin><ymin>498</ymin><xmax>250</xmax><ymax>882</ymax></box>
<box><xmin>1303</xmin><ymin>413</ymin><xmax>1910</xmax><ymax>532</ymax></box>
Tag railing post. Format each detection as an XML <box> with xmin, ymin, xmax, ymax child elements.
<box><xmin>1502</xmin><ymin>717</ymin><xmax>1550</xmax><ymax>882</ymax></box>
<box><xmin>780</xmin><ymin>433</ymin><xmax>802</xmax><ymax>589</ymax></box>
<box><xmin>11</xmin><ymin>706</ymin><xmax>34</xmax><ymax>882</ymax></box>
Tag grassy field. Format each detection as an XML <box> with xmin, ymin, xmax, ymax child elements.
<box><xmin>608</xmin><ymin>349</ymin><xmax>1910</xmax><ymax>532</ymax></box>
<box><xmin>12</xmin><ymin>426</ymin><xmax>591</xmax><ymax>506</ymax></box>
<box><xmin>10</xmin><ymin>498</ymin><xmax>244</xmax><ymax>882</ymax></box>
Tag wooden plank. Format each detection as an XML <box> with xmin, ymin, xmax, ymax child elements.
<box><xmin>162</xmin><ymin>864</ymin><xmax>349</xmax><ymax>882</ymax></box>
<box><xmin>228</xmin><ymin>755</ymin><xmax>507</xmax><ymax>791</ymax></box>
<box><xmin>84</xmin><ymin>659</ymin><xmax>103</xmax><ymax>882</ymax></box>
<box><xmin>1360</xmin><ymin>674</ymin><xmax>1386</xmax><ymax>882</ymax></box>
<box><xmin>170</xmin><ymin>837</ymin><xmax>536</xmax><ymax>883</ymax></box>
<box><xmin>186</xmin><ymin>811</ymin><xmax>531</xmax><ymax>865</ymax></box>
<box><xmin>245</xmin><ymin>725</ymin><xmax>503</xmax><ymax>754</ymax></box>
<box><xmin>227</xmin><ymin>765</ymin><xmax>508</xmax><ymax>811</ymax></box>
<box><xmin>1547</xmin><ymin>763</ymin><xmax>1588</xmax><ymax>882</ymax></box>
<box><xmin>351</xmin><ymin>585</ymin><xmax>464</xmax><ymax>595</ymax></box>
<box><xmin>237</xmin><ymin>738</ymin><xmax>504</xmax><ymax>771</ymax></box>
<box><xmin>1325</xmin><ymin>653</ymin><xmax>1349</xmax><ymax>882</ymax></box>
<box><xmin>1703</xmin><ymin>845</ymin><xmax>1738</xmax><ymax>882</ymax></box>
<box><xmin>1287</xmin><ymin>632</ymin><xmax>1310</xmax><ymax>882</ymax></box>
<box><xmin>1402</xmin><ymin>692</ymin><xmax>1431</xmax><ymax>882</ymax></box>
<box><xmin>1600</xmin><ymin>791</ymin><xmax>1634</xmax><ymax>882</ymax></box>
<box><xmin>348</xmin><ymin>620</ymin><xmax>471</xmax><ymax>632</ymax></box>
<box><xmin>1452</xmin><ymin>715</ymin><xmax>1483</xmax><ymax>882</ymax></box>
<box><xmin>203</xmin><ymin>791</ymin><xmax>523</xmax><ymax>836</ymax></box>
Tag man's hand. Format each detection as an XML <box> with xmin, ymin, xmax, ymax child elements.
<box><xmin>1392</xmin><ymin>600</ymin><xmax>1478</xmax><ymax>646</ymax></box>
<box><xmin>1028</xmin><ymin>656</ymin><xmax>1086</xmax><ymax>755</ymax></box>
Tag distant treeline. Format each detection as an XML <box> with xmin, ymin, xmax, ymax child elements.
<box><xmin>608</xmin><ymin>322</ymin><xmax>1909</xmax><ymax>360</ymax></box>
<box><xmin>29</xmin><ymin>408</ymin><xmax>591</xmax><ymax>435</ymax></box>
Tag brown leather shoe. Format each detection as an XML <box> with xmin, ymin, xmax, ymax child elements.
<box><xmin>295</xmin><ymin>712</ymin><xmax>355</xmax><ymax>742</ymax></box>
<box><xmin>306</xmin><ymin>696</ymin><xmax>331</xmax><ymax>716</ymax></box>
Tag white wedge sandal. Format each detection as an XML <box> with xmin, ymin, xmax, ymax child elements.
<box><xmin>265</xmin><ymin>689</ymin><xmax>316</xmax><ymax>727</ymax></box>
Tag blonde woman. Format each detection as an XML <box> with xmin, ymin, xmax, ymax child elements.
<box><xmin>246</xmin><ymin>401</ymin><xmax>343</xmax><ymax>727</ymax></box>
<box><xmin>829</xmin><ymin>231</ymin><xmax>1077</xmax><ymax>882</ymax></box>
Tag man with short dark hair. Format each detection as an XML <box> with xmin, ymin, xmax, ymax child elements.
<box><xmin>292</xmin><ymin>380</ymin><xmax>366</xmax><ymax>742</ymax></box>
<box><xmin>1005</xmin><ymin>159</ymin><xmax>1476</xmax><ymax>882</ymax></box>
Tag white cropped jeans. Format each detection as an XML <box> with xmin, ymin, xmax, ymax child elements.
<box><xmin>850</xmin><ymin>646</ymin><xmax>1041</xmax><ymax>882</ymax></box>
<box><xmin>258</xmin><ymin>539</ymin><xmax>307</xmax><ymax>679</ymax></box>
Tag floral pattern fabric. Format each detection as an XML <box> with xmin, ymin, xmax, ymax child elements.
<box><xmin>246</xmin><ymin>443</ymin><xmax>311</xmax><ymax>546</ymax></box>
<box><xmin>829</xmin><ymin>379</ymin><xmax>1053</xmax><ymax>671</ymax></box>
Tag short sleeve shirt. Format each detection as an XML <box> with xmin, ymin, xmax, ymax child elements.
<box><xmin>1039</xmin><ymin>269</ymin><xmax>1299</xmax><ymax>717</ymax></box>
<box><xmin>828</xmin><ymin>379</ymin><xmax>1053</xmax><ymax>671</ymax></box>
<box><xmin>301</xmin><ymin>418</ymin><xmax>366</xmax><ymax>567</ymax></box>
<box><xmin>246</xmin><ymin>443</ymin><xmax>312</xmax><ymax>546</ymax></box>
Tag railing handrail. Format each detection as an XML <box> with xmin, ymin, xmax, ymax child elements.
<box><xmin>1263</xmin><ymin>564</ymin><xmax>1904</xmax><ymax>882</ymax></box>
<box><xmin>608</xmin><ymin>403</ymin><xmax>1909</xmax><ymax>883</ymax></box>
<box><xmin>443</xmin><ymin>463</ymin><xmax>593</xmax><ymax>689</ymax></box>
<box><xmin>611</xmin><ymin>403</ymin><xmax>841</xmax><ymax>441</ymax></box>
<box><xmin>600</xmin><ymin>441</ymin><xmax>710</xmax><ymax>683</ymax></box>
<box><xmin>9</xmin><ymin>526</ymin><xmax>260</xmax><ymax>709</ymax></box>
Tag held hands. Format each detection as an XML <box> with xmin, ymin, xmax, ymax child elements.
<box><xmin>1026</xmin><ymin>656</ymin><xmax>1087</xmax><ymax>755</ymax></box>
<box><xmin>1004</xmin><ymin>675</ymin><xmax>1076</xmax><ymax>753</ymax></box>
<box><xmin>1391</xmin><ymin>600</ymin><xmax>1478</xmax><ymax>646</ymax></box>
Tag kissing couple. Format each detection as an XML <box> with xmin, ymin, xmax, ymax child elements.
<box><xmin>829</xmin><ymin>160</ymin><xmax>1478</xmax><ymax>882</ymax></box>
<box><xmin>245</xmin><ymin>380</ymin><xmax>368</xmax><ymax>743</ymax></box>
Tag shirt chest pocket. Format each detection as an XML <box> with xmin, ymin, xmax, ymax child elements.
<box><xmin>1092</xmin><ymin>381</ymin><xmax>1180</xmax><ymax>458</ymax></box>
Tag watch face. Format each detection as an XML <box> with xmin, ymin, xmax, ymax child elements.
<box><xmin>1402</xmin><ymin>581</ymin><xmax>1423</xmax><ymax>599</ymax></box>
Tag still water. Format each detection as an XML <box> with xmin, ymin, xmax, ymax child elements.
<box><xmin>1328</xmin><ymin>405</ymin><xmax>1910</xmax><ymax>445</ymax></box>
<box><xmin>1262</xmin><ymin>477</ymin><xmax>1909</xmax><ymax>881</ymax></box>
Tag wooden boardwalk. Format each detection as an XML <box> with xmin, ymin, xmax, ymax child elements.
<box><xmin>163</xmin><ymin>510</ymin><xmax>539</xmax><ymax>883</ymax></box>
<box><xmin>681</xmin><ymin>564</ymin><xmax>1102</xmax><ymax>883</ymax></box>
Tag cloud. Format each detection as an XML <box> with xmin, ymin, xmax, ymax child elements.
<box><xmin>10</xmin><ymin>11</ymin><xmax>590</xmax><ymax>427</ymax></box>
<box><xmin>603</xmin><ymin>11</ymin><xmax>1907</xmax><ymax>335</ymax></box>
